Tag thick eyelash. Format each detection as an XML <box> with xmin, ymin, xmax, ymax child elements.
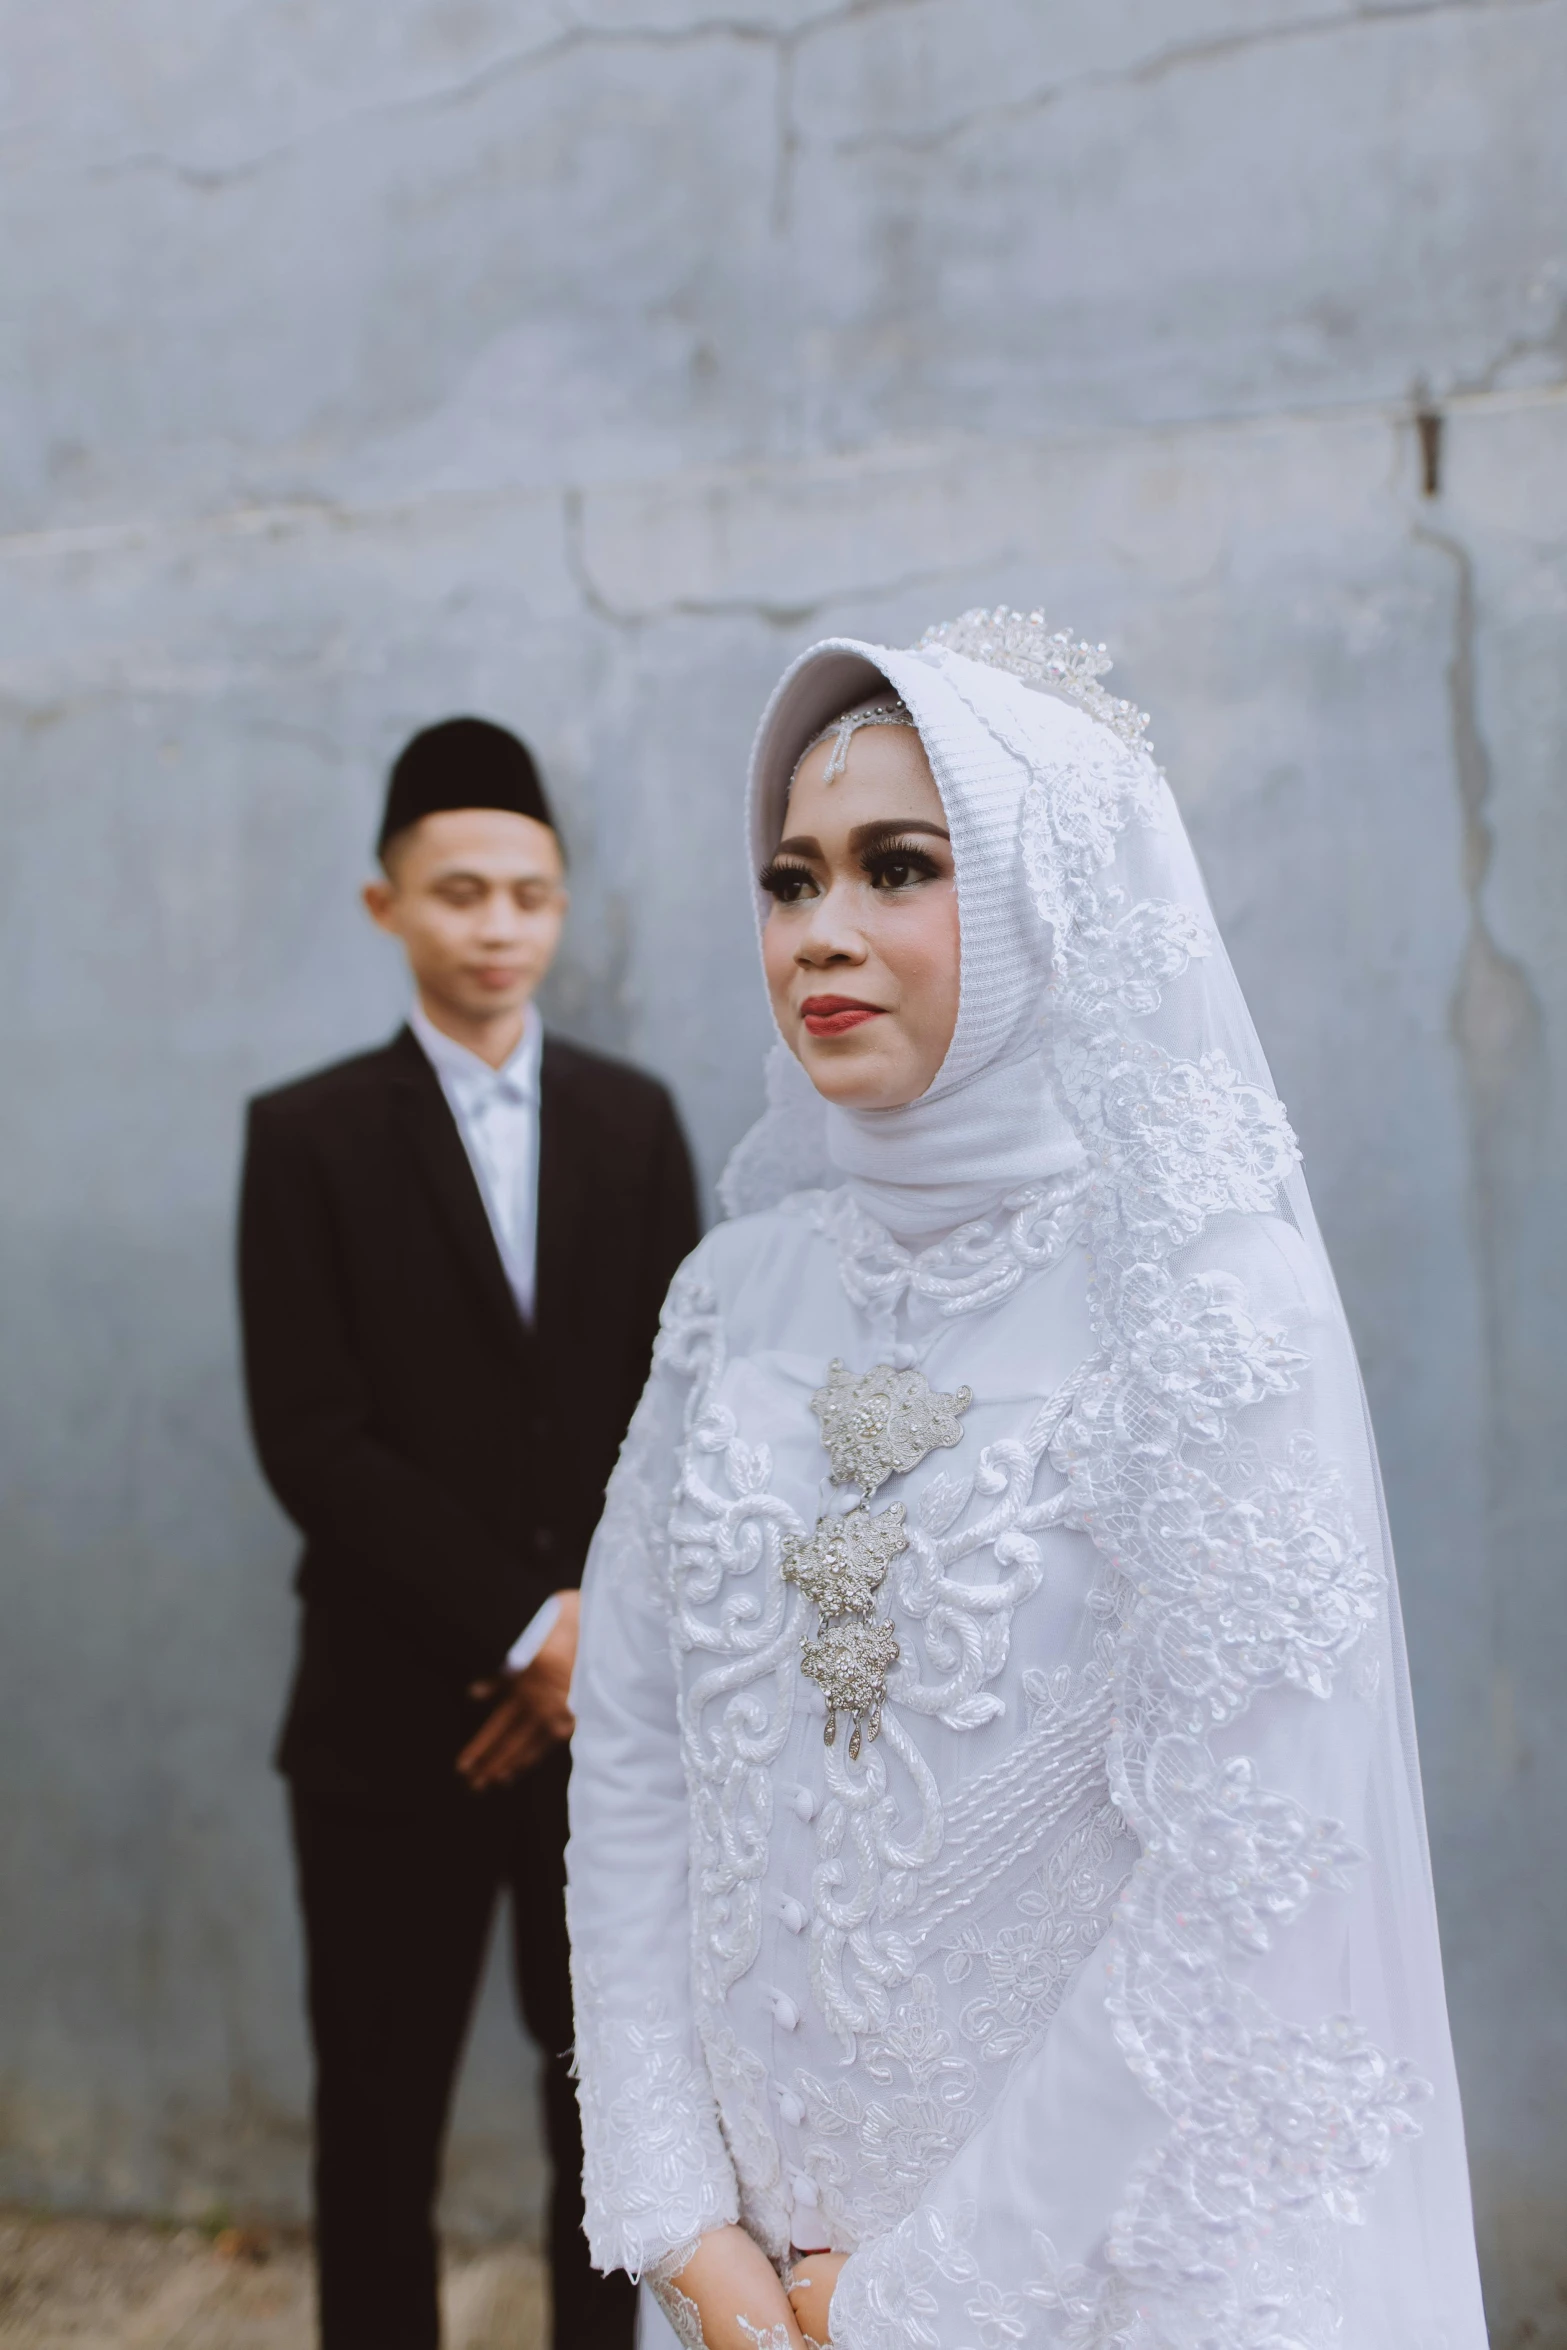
<box><xmin>862</xmin><ymin>840</ymin><xmax>941</xmax><ymax>885</ymax></box>
<box><xmin>758</xmin><ymin>857</ymin><xmax>817</xmax><ymax>901</ymax></box>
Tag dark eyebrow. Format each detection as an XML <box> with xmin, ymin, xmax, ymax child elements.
<box><xmin>770</xmin><ymin>820</ymin><xmax>950</xmax><ymax>863</ymax></box>
<box><xmin>849</xmin><ymin>819</ymin><xmax>950</xmax><ymax>849</ymax></box>
<box><xmin>428</xmin><ymin>863</ymin><xmax>553</xmax><ymax>885</ymax></box>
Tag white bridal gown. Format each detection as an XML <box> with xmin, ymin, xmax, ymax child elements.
<box><xmin>566</xmin><ymin>618</ymin><xmax>1489</xmax><ymax>2350</ymax></box>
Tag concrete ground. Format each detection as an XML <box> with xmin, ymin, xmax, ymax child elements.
<box><xmin>0</xmin><ymin>2212</ymin><xmax>544</xmax><ymax>2350</ymax></box>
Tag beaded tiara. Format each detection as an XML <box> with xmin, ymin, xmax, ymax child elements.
<box><xmin>917</xmin><ymin>606</ymin><xmax>1152</xmax><ymax>753</ymax></box>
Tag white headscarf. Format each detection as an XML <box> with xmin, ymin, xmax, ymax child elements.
<box><xmin>721</xmin><ymin>638</ymin><xmax>1084</xmax><ymax>1238</ymax></box>
<box><xmin>718</xmin><ymin>612</ymin><xmax>1485</xmax><ymax>2347</ymax></box>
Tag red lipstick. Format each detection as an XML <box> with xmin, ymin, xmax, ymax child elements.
<box><xmin>800</xmin><ymin>995</ymin><xmax>885</xmax><ymax>1038</ymax></box>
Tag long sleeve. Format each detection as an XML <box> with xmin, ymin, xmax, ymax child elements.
<box><xmin>566</xmin><ymin>1273</ymin><xmax>741</xmax><ymax>2280</ymax></box>
<box><xmin>238</xmin><ymin>1097</ymin><xmax>527</xmax><ymax>1671</ymax></box>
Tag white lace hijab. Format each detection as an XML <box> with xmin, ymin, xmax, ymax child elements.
<box><xmin>722</xmin><ymin>616</ymin><xmax>1486</xmax><ymax>2345</ymax></box>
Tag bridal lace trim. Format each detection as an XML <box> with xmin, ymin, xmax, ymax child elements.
<box><xmin>572</xmin><ymin>1975</ymin><xmax>740</xmax><ymax>2281</ymax></box>
<box><xmin>805</xmin><ymin>1171</ymin><xmax>1090</xmax><ymax>1322</ymax></box>
<box><xmin>871</xmin><ymin>664</ymin><xmax>1427</xmax><ymax>2347</ymax></box>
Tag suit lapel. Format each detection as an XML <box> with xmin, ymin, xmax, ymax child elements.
<box><xmin>387</xmin><ymin>1027</ymin><xmax>532</xmax><ymax>1364</ymax></box>
<box><xmin>535</xmin><ymin>1039</ymin><xmax>589</xmax><ymax>1342</ymax></box>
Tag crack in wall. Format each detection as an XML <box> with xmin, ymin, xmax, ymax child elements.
<box><xmin>563</xmin><ymin>485</ymin><xmax>628</xmax><ymax>629</ymax></box>
<box><xmin>5</xmin><ymin>381</ymin><xmax>1567</xmax><ymax>566</ymax></box>
<box><xmin>564</xmin><ymin>485</ymin><xmax>973</xmax><ymax>624</ymax></box>
<box><xmin>82</xmin><ymin>22</ymin><xmax>768</xmax><ymax>192</ymax></box>
<box><xmin>1416</xmin><ymin>519</ymin><xmax>1546</xmax><ymax>1579</ymax></box>
<box><xmin>73</xmin><ymin>0</ymin><xmax>926</xmax><ymax>197</ymax></box>
<box><xmin>821</xmin><ymin>0</ymin><xmax>1553</xmax><ymax>160</ymax></box>
<box><xmin>1127</xmin><ymin>0</ymin><xmax>1551</xmax><ymax>86</ymax></box>
<box><xmin>68</xmin><ymin>0</ymin><xmax>1549</xmax><ymax>197</ymax></box>
<box><xmin>1451</xmin><ymin>293</ymin><xmax>1567</xmax><ymax>400</ymax></box>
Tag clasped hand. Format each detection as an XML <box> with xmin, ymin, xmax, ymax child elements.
<box><xmin>457</xmin><ymin>1589</ymin><xmax>579</xmax><ymax>1789</ymax></box>
<box><xmin>658</xmin><ymin>2226</ymin><xmax>843</xmax><ymax>2349</ymax></box>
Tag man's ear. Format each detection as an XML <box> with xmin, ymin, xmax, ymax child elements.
<box><xmin>363</xmin><ymin>877</ymin><xmax>399</xmax><ymax>933</ymax></box>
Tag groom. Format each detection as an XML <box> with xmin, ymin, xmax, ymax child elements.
<box><xmin>239</xmin><ymin>718</ymin><xmax>698</xmax><ymax>2350</ymax></box>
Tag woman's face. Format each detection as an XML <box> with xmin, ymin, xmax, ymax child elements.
<box><xmin>761</xmin><ymin>719</ymin><xmax>960</xmax><ymax>1111</ymax></box>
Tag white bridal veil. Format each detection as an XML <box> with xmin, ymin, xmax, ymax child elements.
<box><xmin>712</xmin><ymin>614</ymin><xmax>1487</xmax><ymax>2346</ymax></box>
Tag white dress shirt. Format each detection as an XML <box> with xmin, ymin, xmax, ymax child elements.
<box><xmin>408</xmin><ymin>1000</ymin><xmax>558</xmax><ymax>1674</ymax></box>
<box><xmin>409</xmin><ymin>998</ymin><xmax>543</xmax><ymax>1320</ymax></box>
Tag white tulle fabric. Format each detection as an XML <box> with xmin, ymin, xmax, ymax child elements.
<box><xmin>566</xmin><ymin>631</ymin><xmax>1487</xmax><ymax>2349</ymax></box>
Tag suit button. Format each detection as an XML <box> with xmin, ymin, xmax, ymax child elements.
<box><xmin>533</xmin><ymin>1528</ymin><xmax>556</xmax><ymax>1555</ymax></box>
<box><xmin>530</xmin><ymin>1419</ymin><xmax>550</xmax><ymax>1443</ymax></box>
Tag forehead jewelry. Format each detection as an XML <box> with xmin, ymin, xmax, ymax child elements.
<box><xmin>795</xmin><ymin>696</ymin><xmax>918</xmax><ymax>785</ymax></box>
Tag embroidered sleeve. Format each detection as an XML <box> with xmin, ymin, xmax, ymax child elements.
<box><xmin>567</xmin><ymin>1268</ymin><xmax>741</xmax><ymax>2280</ymax></box>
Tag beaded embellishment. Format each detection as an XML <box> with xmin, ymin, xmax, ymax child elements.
<box><xmin>782</xmin><ymin>1501</ymin><xmax>908</xmax><ymax>1620</ymax></box>
<box><xmin>917</xmin><ymin>606</ymin><xmax>1153</xmax><ymax>753</ymax></box>
<box><xmin>795</xmin><ymin>694</ymin><xmax>917</xmax><ymax>784</ymax></box>
<box><xmin>799</xmin><ymin>1615</ymin><xmax>903</xmax><ymax>1756</ymax></box>
<box><xmin>785</xmin><ymin>1364</ymin><xmax>970</xmax><ymax>1759</ymax></box>
<box><xmin>809</xmin><ymin>1358</ymin><xmax>971</xmax><ymax>1500</ymax></box>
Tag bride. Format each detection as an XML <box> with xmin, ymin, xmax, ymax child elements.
<box><xmin>563</xmin><ymin>612</ymin><xmax>1487</xmax><ymax>2349</ymax></box>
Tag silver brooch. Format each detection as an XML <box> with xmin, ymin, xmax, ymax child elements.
<box><xmin>790</xmin><ymin>1362</ymin><xmax>971</xmax><ymax>1759</ymax></box>
<box><xmin>782</xmin><ymin>1502</ymin><xmax>907</xmax><ymax>1620</ymax></box>
<box><xmin>800</xmin><ymin>1617</ymin><xmax>902</xmax><ymax>1759</ymax></box>
<box><xmin>809</xmin><ymin>1360</ymin><xmax>971</xmax><ymax>1500</ymax></box>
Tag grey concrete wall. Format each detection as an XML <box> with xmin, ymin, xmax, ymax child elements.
<box><xmin>1</xmin><ymin>0</ymin><xmax>1563</xmax><ymax>2334</ymax></box>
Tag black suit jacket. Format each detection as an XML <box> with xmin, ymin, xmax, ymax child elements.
<box><xmin>238</xmin><ymin>1025</ymin><xmax>699</xmax><ymax>1799</ymax></box>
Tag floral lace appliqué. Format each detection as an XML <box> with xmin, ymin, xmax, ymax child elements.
<box><xmin>811</xmin><ymin>1174</ymin><xmax>1090</xmax><ymax>1324</ymax></box>
<box><xmin>944</xmin><ymin>1800</ymin><xmax>1129</xmax><ymax>2063</ymax></box>
<box><xmin>572</xmin><ymin>1978</ymin><xmax>739</xmax><ymax>2282</ymax></box>
<box><xmin>1014</xmin><ymin>705</ymin><xmax>1422</xmax><ymax>2345</ymax></box>
<box><xmin>795</xmin><ymin>1974</ymin><xmax>980</xmax><ymax>2244</ymax></box>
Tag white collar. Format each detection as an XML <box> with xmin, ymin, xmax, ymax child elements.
<box><xmin>807</xmin><ymin>1167</ymin><xmax>1090</xmax><ymax>1327</ymax></box>
<box><xmin>408</xmin><ymin>999</ymin><xmax>543</xmax><ymax>1104</ymax></box>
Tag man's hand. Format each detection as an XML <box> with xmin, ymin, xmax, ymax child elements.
<box><xmin>457</xmin><ymin>1588</ymin><xmax>580</xmax><ymax>1791</ymax></box>
<box><xmin>787</xmin><ymin>2250</ymin><xmax>845</xmax><ymax>2346</ymax></box>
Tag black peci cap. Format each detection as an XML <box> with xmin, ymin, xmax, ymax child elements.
<box><xmin>378</xmin><ymin>716</ymin><xmax>558</xmax><ymax>857</ymax></box>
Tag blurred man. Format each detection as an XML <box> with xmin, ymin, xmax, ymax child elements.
<box><xmin>239</xmin><ymin>718</ymin><xmax>697</xmax><ymax>2350</ymax></box>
